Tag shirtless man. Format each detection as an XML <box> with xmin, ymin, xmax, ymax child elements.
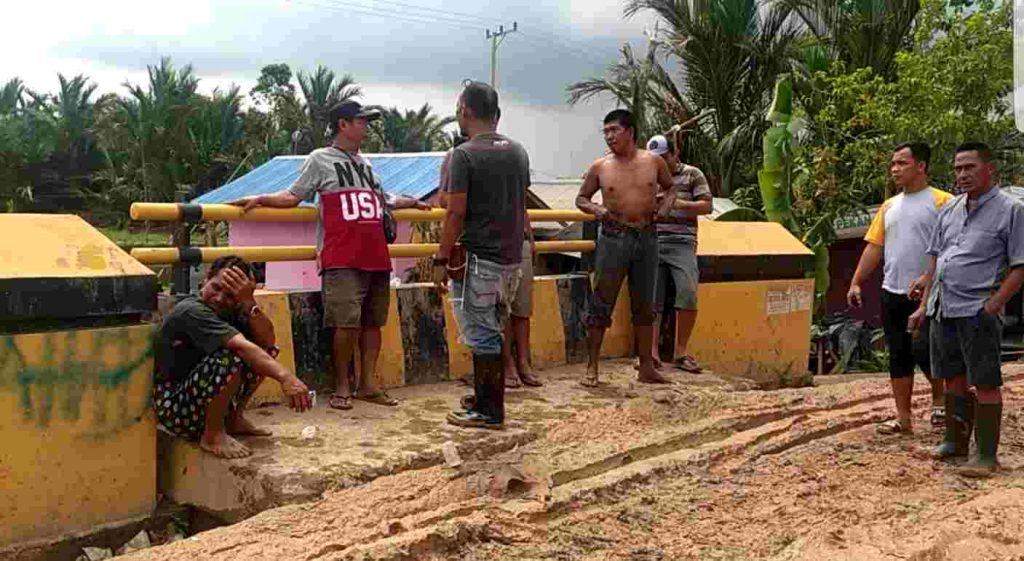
<box><xmin>576</xmin><ymin>109</ymin><xmax>677</xmax><ymax>387</ymax></box>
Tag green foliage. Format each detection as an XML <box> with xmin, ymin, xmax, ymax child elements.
<box><xmin>296</xmin><ymin>65</ymin><xmax>361</xmax><ymax>148</ymax></box>
<box><xmin>795</xmin><ymin>0</ymin><xmax>1015</xmax><ymax>211</ymax></box>
<box><xmin>568</xmin><ymin>0</ymin><xmax>801</xmax><ymax>196</ymax></box>
<box><xmin>779</xmin><ymin>0</ymin><xmax>921</xmax><ymax>80</ymax></box>
<box><xmin>364</xmin><ymin>103</ymin><xmax>455</xmax><ymax>153</ymax></box>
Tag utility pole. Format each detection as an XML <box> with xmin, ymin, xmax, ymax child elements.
<box><xmin>486</xmin><ymin>22</ymin><xmax>517</xmax><ymax>89</ymax></box>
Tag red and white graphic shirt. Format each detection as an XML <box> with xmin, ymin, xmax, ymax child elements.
<box><xmin>287</xmin><ymin>147</ymin><xmax>395</xmax><ymax>272</ymax></box>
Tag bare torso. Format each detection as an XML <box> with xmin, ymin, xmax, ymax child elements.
<box><xmin>593</xmin><ymin>151</ymin><xmax>661</xmax><ymax>227</ymax></box>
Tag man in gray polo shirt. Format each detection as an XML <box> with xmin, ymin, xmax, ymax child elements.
<box><xmin>909</xmin><ymin>142</ymin><xmax>1024</xmax><ymax>477</ymax></box>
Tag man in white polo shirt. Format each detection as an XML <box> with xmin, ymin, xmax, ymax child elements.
<box><xmin>848</xmin><ymin>142</ymin><xmax>951</xmax><ymax>435</ymax></box>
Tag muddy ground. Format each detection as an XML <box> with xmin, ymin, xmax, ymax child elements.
<box><xmin>124</xmin><ymin>361</ymin><xmax>1024</xmax><ymax>561</ymax></box>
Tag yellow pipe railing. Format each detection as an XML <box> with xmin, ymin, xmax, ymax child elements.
<box><xmin>131</xmin><ymin>241</ymin><xmax>596</xmax><ymax>265</ymax></box>
<box><xmin>129</xmin><ymin>202</ymin><xmax>594</xmax><ymax>223</ymax></box>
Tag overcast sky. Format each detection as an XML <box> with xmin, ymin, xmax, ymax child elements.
<box><xmin>2</xmin><ymin>0</ymin><xmax>662</xmax><ymax>177</ymax></box>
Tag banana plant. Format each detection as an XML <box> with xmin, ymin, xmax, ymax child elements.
<box><xmin>757</xmin><ymin>73</ymin><xmax>830</xmax><ymax>312</ymax></box>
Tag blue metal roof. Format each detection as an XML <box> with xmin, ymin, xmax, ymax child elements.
<box><xmin>193</xmin><ymin>152</ymin><xmax>445</xmax><ymax>205</ymax></box>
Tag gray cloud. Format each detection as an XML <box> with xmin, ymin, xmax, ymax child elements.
<box><xmin>51</xmin><ymin>0</ymin><xmax>632</xmax><ymax>105</ymax></box>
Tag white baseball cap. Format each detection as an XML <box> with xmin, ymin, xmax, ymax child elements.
<box><xmin>647</xmin><ymin>135</ymin><xmax>670</xmax><ymax>155</ymax></box>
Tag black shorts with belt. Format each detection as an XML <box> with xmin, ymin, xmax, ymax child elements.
<box><xmin>880</xmin><ymin>289</ymin><xmax>931</xmax><ymax>379</ymax></box>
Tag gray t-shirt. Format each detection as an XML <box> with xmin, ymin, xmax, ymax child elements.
<box><xmin>448</xmin><ymin>133</ymin><xmax>530</xmax><ymax>265</ymax></box>
<box><xmin>287</xmin><ymin>147</ymin><xmax>395</xmax><ymax>258</ymax></box>
<box><xmin>656</xmin><ymin>164</ymin><xmax>712</xmax><ymax>240</ymax></box>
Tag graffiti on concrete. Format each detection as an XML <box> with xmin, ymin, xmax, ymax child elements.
<box><xmin>0</xmin><ymin>327</ymin><xmax>154</xmax><ymax>433</ymax></box>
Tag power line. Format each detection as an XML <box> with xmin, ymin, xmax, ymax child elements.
<box><xmin>287</xmin><ymin>0</ymin><xmax>485</xmax><ymax>31</ymax></box>
<box><xmin>287</xmin><ymin>0</ymin><xmax>616</xmax><ymax>70</ymax></box>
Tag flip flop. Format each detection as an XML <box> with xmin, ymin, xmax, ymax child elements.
<box><xmin>328</xmin><ymin>393</ymin><xmax>353</xmax><ymax>410</ymax></box>
<box><xmin>580</xmin><ymin>371</ymin><xmax>602</xmax><ymax>388</ymax></box>
<box><xmin>356</xmin><ymin>390</ymin><xmax>399</xmax><ymax>406</ymax></box>
<box><xmin>674</xmin><ymin>355</ymin><xmax>702</xmax><ymax>373</ymax></box>
<box><xmin>505</xmin><ymin>374</ymin><xmax>523</xmax><ymax>389</ymax></box>
<box><xmin>876</xmin><ymin>420</ymin><xmax>911</xmax><ymax>435</ymax></box>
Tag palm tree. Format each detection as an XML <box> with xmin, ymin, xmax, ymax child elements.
<box><xmin>568</xmin><ymin>40</ymin><xmax>694</xmax><ymax>146</ymax></box>
<box><xmin>366</xmin><ymin>103</ymin><xmax>455</xmax><ymax>153</ymax></box>
<box><xmin>0</xmin><ymin>78</ymin><xmax>25</xmax><ymax>115</ymax></box>
<box><xmin>777</xmin><ymin>0</ymin><xmax>920</xmax><ymax>80</ymax></box>
<box><xmin>570</xmin><ymin>0</ymin><xmax>799</xmax><ymax>195</ymax></box>
<box><xmin>297</xmin><ymin>66</ymin><xmax>362</xmax><ymax>147</ymax></box>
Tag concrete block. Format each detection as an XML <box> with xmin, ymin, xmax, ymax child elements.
<box><xmin>529</xmin><ymin>277</ymin><xmax>567</xmax><ymax>369</ymax></box>
<box><xmin>287</xmin><ymin>290</ymin><xmax>333</xmax><ymax>390</ymax></box>
<box><xmin>247</xmin><ymin>290</ymin><xmax>297</xmax><ymax>406</ymax></box>
<box><xmin>157</xmin><ymin>431</ymin><xmax>279</xmax><ymax>522</ymax></box>
<box><xmin>602</xmin><ymin>280</ymin><xmax>635</xmax><ymax>359</ymax></box>
<box><xmin>0</xmin><ymin>325</ymin><xmax>156</xmax><ymax>548</ymax></box>
<box><xmin>375</xmin><ymin>289</ymin><xmax>405</xmax><ymax>388</ymax></box>
<box><xmin>443</xmin><ymin>295</ymin><xmax>473</xmax><ymax>380</ymax></box>
<box><xmin>689</xmin><ymin>279</ymin><xmax>814</xmax><ymax>387</ymax></box>
<box><xmin>397</xmin><ymin>285</ymin><xmax>450</xmax><ymax>385</ymax></box>
<box><xmin>556</xmin><ymin>274</ymin><xmax>590</xmax><ymax>364</ymax></box>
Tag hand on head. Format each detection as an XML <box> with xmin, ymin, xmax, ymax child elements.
<box><xmin>220</xmin><ymin>266</ymin><xmax>256</xmax><ymax>306</ymax></box>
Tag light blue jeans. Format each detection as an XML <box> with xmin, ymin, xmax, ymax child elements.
<box><xmin>449</xmin><ymin>254</ymin><xmax>521</xmax><ymax>355</ymax></box>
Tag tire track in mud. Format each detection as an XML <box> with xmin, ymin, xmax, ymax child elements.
<box><xmin>124</xmin><ymin>369</ymin><xmax>1024</xmax><ymax>561</ymax></box>
<box><xmin>313</xmin><ymin>379</ymin><xmax>965</xmax><ymax>560</ymax></box>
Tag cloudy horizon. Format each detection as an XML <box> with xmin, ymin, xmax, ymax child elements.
<box><xmin>3</xmin><ymin>0</ymin><xmax>663</xmax><ymax>177</ymax></box>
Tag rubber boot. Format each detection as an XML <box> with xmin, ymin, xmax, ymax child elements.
<box><xmin>931</xmin><ymin>393</ymin><xmax>973</xmax><ymax>459</ymax></box>
<box><xmin>488</xmin><ymin>352</ymin><xmax>506</xmax><ymax>426</ymax></box>
<box><xmin>959</xmin><ymin>402</ymin><xmax>1001</xmax><ymax>478</ymax></box>
<box><xmin>448</xmin><ymin>353</ymin><xmax>504</xmax><ymax>429</ymax></box>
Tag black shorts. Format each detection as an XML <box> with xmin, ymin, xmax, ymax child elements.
<box><xmin>930</xmin><ymin>311</ymin><xmax>1003</xmax><ymax>388</ymax></box>
<box><xmin>880</xmin><ymin>290</ymin><xmax>931</xmax><ymax>379</ymax></box>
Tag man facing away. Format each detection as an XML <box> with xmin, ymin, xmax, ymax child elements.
<box><xmin>645</xmin><ymin>134</ymin><xmax>712</xmax><ymax>373</ymax></box>
<box><xmin>576</xmin><ymin>109</ymin><xmax>677</xmax><ymax>387</ymax></box>
<box><xmin>155</xmin><ymin>256</ymin><xmax>311</xmax><ymax>459</ymax></box>
<box><xmin>848</xmin><ymin>142</ymin><xmax>949</xmax><ymax>435</ymax></box>
<box><xmin>432</xmin><ymin>80</ymin><xmax>531</xmax><ymax>429</ymax></box>
<box><xmin>910</xmin><ymin>142</ymin><xmax>1024</xmax><ymax>477</ymax></box>
<box><xmin>232</xmin><ymin>100</ymin><xmax>429</xmax><ymax>411</ymax></box>
<box><xmin>439</xmin><ymin>125</ymin><xmax>541</xmax><ymax>389</ymax></box>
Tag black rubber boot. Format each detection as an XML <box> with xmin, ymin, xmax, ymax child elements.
<box><xmin>931</xmin><ymin>393</ymin><xmax>973</xmax><ymax>459</ymax></box>
<box><xmin>959</xmin><ymin>402</ymin><xmax>1001</xmax><ymax>478</ymax></box>
<box><xmin>448</xmin><ymin>353</ymin><xmax>504</xmax><ymax>429</ymax></box>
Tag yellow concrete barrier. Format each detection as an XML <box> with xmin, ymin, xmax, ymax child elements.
<box><xmin>689</xmin><ymin>279</ymin><xmax>814</xmax><ymax>387</ymax></box>
<box><xmin>246</xmin><ymin>291</ymin><xmax>298</xmax><ymax>407</ymax></box>
<box><xmin>529</xmin><ymin>277</ymin><xmax>567</xmax><ymax>369</ymax></box>
<box><xmin>0</xmin><ymin>325</ymin><xmax>156</xmax><ymax>547</ymax></box>
<box><xmin>0</xmin><ymin>213</ymin><xmax>158</xmax><ymax>550</ymax></box>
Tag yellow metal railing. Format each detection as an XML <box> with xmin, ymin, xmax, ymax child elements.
<box><xmin>131</xmin><ymin>241</ymin><xmax>597</xmax><ymax>265</ymax></box>
<box><xmin>129</xmin><ymin>202</ymin><xmax>594</xmax><ymax>224</ymax></box>
<box><xmin>128</xmin><ymin>202</ymin><xmax>597</xmax><ymax>265</ymax></box>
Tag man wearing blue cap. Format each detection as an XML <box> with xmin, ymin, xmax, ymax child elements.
<box><xmin>646</xmin><ymin>134</ymin><xmax>712</xmax><ymax>372</ymax></box>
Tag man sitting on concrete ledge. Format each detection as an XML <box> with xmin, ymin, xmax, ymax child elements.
<box><xmin>154</xmin><ymin>256</ymin><xmax>311</xmax><ymax>459</ymax></box>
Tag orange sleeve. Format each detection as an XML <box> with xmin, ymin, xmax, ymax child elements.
<box><xmin>931</xmin><ymin>188</ymin><xmax>953</xmax><ymax>208</ymax></box>
<box><xmin>863</xmin><ymin>201</ymin><xmax>887</xmax><ymax>245</ymax></box>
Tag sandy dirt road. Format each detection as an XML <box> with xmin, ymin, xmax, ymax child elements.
<box><xmin>124</xmin><ymin>361</ymin><xmax>1024</xmax><ymax>561</ymax></box>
